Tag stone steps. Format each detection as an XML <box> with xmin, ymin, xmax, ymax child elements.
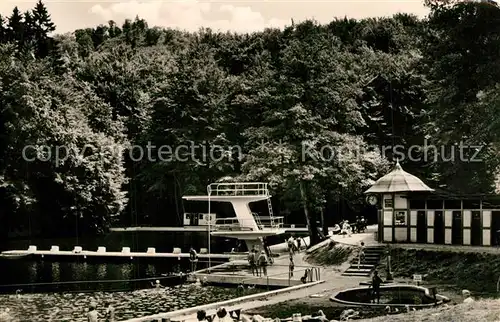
<box><xmin>346</xmin><ymin>264</ymin><xmax>376</xmax><ymax>269</ymax></box>
<box><xmin>342</xmin><ymin>245</ymin><xmax>385</xmax><ymax>277</ymax></box>
<box><xmin>344</xmin><ymin>268</ymin><xmax>373</xmax><ymax>273</ymax></box>
<box><xmin>342</xmin><ymin>272</ymin><xmax>374</xmax><ymax>277</ymax></box>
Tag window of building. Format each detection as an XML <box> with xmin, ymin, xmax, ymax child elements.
<box><xmin>463</xmin><ymin>200</ymin><xmax>480</xmax><ymax>209</ymax></box>
<box><xmin>445</xmin><ymin>200</ymin><xmax>461</xmax><ymax>209</ymax></box>
<box><xmin>384</xmin><ymin>199</ymin><xmax>393</xmax><ymax>208</ymax></box>
<box><xmin>427</xmin><ymin>200</ymin><xmax>443</xmax><ymax>209</ymax></box>
<box><xmin>395</xmin><ymin>211</ymin><xmax>406</xmax><ymax>226</ymax></box>
<box><xmin>409</xmin><ymin>199</ymin><xmax>425</xmax><ymax>209</ymax></box>
<box><xmin>483</xmin><ymin>198</ymin><xmax>500</xmax><ymax>208</ymax></box>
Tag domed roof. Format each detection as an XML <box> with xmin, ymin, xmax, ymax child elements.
<box><xmin>364</xmin><ymin>161</ymin><xmax>434</xmax><ymax>194</ymax></box>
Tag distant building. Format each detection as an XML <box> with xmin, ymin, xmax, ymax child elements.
<box><xmin>365</xmin><ymin>161</ymin><xmax>500</xmax><ymax>246</ymax></box>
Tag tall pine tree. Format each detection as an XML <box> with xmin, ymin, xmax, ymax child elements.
<box><xmin>23</xmin><ymin>11</ymin><xmax>35</xmax><ymax>49</ymax></box>
<box><xmin>0</xmin><ymin>15</ymin><xmax>6</xmax><ymax>43</ymax></box>
<box><xmin>7</xmin><ymin>7</ymin><xmax>24</xmax><ymax>45</ymax></box>
<box><xmin>32</xmin><ymin>0</ymin><xmax>55</xmax><ymax>57</ymax></box>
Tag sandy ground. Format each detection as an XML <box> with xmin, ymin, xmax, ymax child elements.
<box><xmin>363</xmin><ymin>299</ymin><xmax>500</xmax><ymax>322</ymax></box>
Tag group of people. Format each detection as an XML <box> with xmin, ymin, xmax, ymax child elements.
<box><xmin>287</xmin><ymin>236</ymin><xmax>304</xmax><ymax>255</ymax></box>
<box><xmin>86</xmin><ymin>301</ymin><xmax>115</xmax><ymax>322</ymax></box>
<box><xmin>247</xmin><ymin>248</ymin><xmax>269</xmax><ymax>276</ymax></box>
<box><xmin>331</xmin><ymin>217</ymin><xmax>368</xmax><ymax>237</ymax></box>
<box><xmin>196</xmin><ymin>307</ymin><xmax>241</xmax><ymax>322</ymax></box>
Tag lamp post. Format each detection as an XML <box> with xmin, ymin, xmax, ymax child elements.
<box><xmin>207</xmin><ymin>185</ymin><xmax>212</xmax><ymax>274</ymax></box>
<box><xmin>386</xmin><ymin>249</ymin><xmax>393</xmax><ymax>281</ymax></box>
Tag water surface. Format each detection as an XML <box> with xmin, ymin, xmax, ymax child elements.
<box><xmin>0</xmin><ymin>284</ymin><xmax>260</xmax><ymax>321</ymax></box>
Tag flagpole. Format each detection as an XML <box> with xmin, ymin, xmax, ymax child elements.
<box><xmin>208</xmin><ymin>184</ymin><xmax>211</xmax><ymax>273</ymax></box>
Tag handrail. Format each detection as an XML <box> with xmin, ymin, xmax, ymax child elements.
<box><xmin>239</xmin><ymin>265</ymin><xmax>322</xmax><ymax>287</ymax></box>
<box><xmin>213</xmin><ymin>218</ymin><xmax>284</xmax><ymax>224</ymax></box>
<box><xmin>207</xmin><ymin>182</ymin><xmax>270</xmax><ymax>197</ymax></box>
<box><xmin>212</xmin><ymin>217</ymin><xmax>284</xmax><ymax>230</ymax></box>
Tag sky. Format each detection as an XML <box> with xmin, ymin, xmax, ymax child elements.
<box><xmin>2</xmin><ymin>0</ymin><xmax>430</xmax><ymax>34</ymax></box>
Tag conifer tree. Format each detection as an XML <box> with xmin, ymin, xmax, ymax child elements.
<box><xmin>32</xmin><ymin>0</ymin><xmax>55</xmax><ymax>37</ymax></box>
<box><xmin>32</xmin><ymin>0</ymin><xmax>55</xmax><ymax>57</ymax></box>
<box><xmin>23</xmin><ymin>11</ymin><xmax>35</xmax><ymax>45</ymax></box>
<box><xmin>108</xmin><ymin>20</ymin><xmax>122</xmax><ymax>38</ymax></box>
<box><xmin>7</xmin><ymin>7</ymin><xmax>24</xmax><ymax>44</ymax></box>
<box><xmin>0</xmin><ymin>15</ymin><xmax>6</xmax><ymax>43</ymax></box>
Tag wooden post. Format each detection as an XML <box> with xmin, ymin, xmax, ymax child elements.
<box><xmin>386</xmin><ymin>250</ymin><xmax>393</xmax><ymax>281</ymax></box>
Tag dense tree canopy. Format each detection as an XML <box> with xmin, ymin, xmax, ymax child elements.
<box><xmin>1</xmin><ymin>0</ymin><xmax>500</xmax><ymax>244</ymax></box>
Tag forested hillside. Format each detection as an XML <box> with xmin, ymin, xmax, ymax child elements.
<box><xmin>1</xmin><ymin>0</ymin><xmax>499</xmax><ymax>244</ymax></box>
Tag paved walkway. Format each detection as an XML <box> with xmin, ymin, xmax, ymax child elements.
<box><xmin>169</xmin><ymin>240</ymin><xmax>372</xmax><ymax>322</ymax></box>
<box><xmin>175</xmin><ymin>264</ymin><xmax>365</xmax><ymax>322</ymax></box>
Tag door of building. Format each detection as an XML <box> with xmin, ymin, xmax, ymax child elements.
<box><xmin>452</xmin><ymin>211</ymin><xmax>463</xmax><ymax>245</ymax></box>
<box><xmin>416</xmin><ymin>211</ymin><xmax>427</xmax><ymax>243</ymax></box>
<box><xmin>491</xmin><ymin>211</ymin><xmax>500</xmax><ymax>246</ymax></box>
<box><xmin>434</xmin><ymin>211</ymin><xmax>445</xmax><ymax>244</ymax></box>
<box><xmin>471</xmin><ymin>211</ymin><xmax>482</xmax><ymax>246</ymax></box>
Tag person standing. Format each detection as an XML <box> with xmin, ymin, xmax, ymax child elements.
<box><xmin>104</xmin><ymin>302</ymin><xmax>115</xmax><ymax>322</ymax></box>
<box><xmin>189</xmin><ymin>247</ymin><xmax>199</xmax><ymax>272</ymax></box>
<box><xmin>370</xmin><ymin>271</ymin><xmax>383</xmax><ymax>304</ymax></box>
<box><xmin>287</xmin><ymin>236</ymin><xmax>295</xmax><ymax>255</ymax></box>
<box><xmin>247</xmin><ymin>250</ymin><xmax>258</xmax><ymax>276</ymax></box>
<box><xmin>257</xmin><ymin>250</ymin><xmax>268</xmax><ymax>276</ymax></box>
<box><xmin>289</xmin><ymin>257</ymin><xmax>295</xmax><ymax>278</ymax></box>
<box><xmin>358</xmin><ymin>242</ymin><xmax>365</xmax><ymax>269</ymax></box>
<box><xmin>296</xmin><ymin>238</ymin><xmax>302</xmax><ymax>252</ymax></box>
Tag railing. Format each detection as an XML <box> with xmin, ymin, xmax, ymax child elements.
<box><xmin>256</xmin><ymin>216</ymin><xmax>284</xmax><ymax>229</ymax></box>
<box><xmin>238</xmin><ymin>264</ymin><xmax>321</xmax><ymax>289</ymax></box>
<box><xmin>213</xmin><ymin>217</ymin><xmax>284</xmax><ymax>231</ymax></box>
<box><xmin>207</xmin><ymin>182</ymin><xmax>269</xmax><ymax>197</ymax></box>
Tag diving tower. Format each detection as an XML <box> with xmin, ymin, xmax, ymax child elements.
<box><xmin>182</xmin><ymin>182</ymin><xmax>286</xmax><ymax>253</ymax></box>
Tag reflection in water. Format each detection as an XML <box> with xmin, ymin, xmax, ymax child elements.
<box><xmin>0</xmin><ymin>259</ymin><xmax>198</xmax><ymax>294</ymax></box>
<box><xmin>28</xmin><ymin>262</ymin><xmax>38</xmax><ymax>282</ymax></box>
<box><xmin>51</xmin><ymin>263</ymin><xmax>60</xmax><ymax>282</ymax></box>
<box><xmin>120</xmin><ymin>263</ymin><xmax>132</xmax><ymax>280</ymax></box>
<box><xmin>146</xmin><ymin>264</ymin><xmax>156</xmax><ymax>277</ymax></box>
<box><xmin>0</xmin><ymin>284</ymin><xmax>261</xmax><ymax>322</ymax></box>
<box><xmin>96</xmin><ymin>264</ymin><xmax>106</xmax><ymax>280</ymax></box>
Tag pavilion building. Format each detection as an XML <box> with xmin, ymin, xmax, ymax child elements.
<box><xmin>365</xmin><ymin>161</ymin><xmax>500</xmax><ymax>246</ymax></box>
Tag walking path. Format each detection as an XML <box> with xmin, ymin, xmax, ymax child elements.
<box><xmin>326</xmin><ymin>226</ymin><xmax>500</xmax><ymax>255</ymax></box>
<box><xmin>167</xmin><ymin>255</ymin><xmax>366</xmax><ymax>322</ymax></box>
<box><xmin>391</xmin><ymin>243</ymin><xmax>500</xmax><ymax>254</ymax></box>
<box><xmin>121</xmin><ymin>229</ymin><xmax>381</xmax><ymax>321</ymax></box>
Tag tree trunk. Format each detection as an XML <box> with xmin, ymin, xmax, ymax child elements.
<box><xmin>299</xmin><ymin>180</ymin><xmax>320</xmax><ymax>246</ymax></box>
<box><xmin>321</xmin><ymin>207</ymin><xmax>328</xmax><ymax>236</ymax></box>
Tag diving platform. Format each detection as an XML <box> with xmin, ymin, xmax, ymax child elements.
<box><xmin>109</xmin><ymin>225</ymin><xmax>309</xmax><ymax>233</ymax></box>
<box><xmin>182</xmin><ymin>182</ymin><xmax>286</xmax><ymax>253</ymax></box>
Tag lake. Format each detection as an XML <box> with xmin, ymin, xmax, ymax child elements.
<box><xmin>0</xmin><ymin>232</ymin><xmax>259</xmax><ymax>321</ymax></box>
<box><xmin>0</xmin><ymin>284</ymin><xmax>261</xmax><ymax>321</ymax></box>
